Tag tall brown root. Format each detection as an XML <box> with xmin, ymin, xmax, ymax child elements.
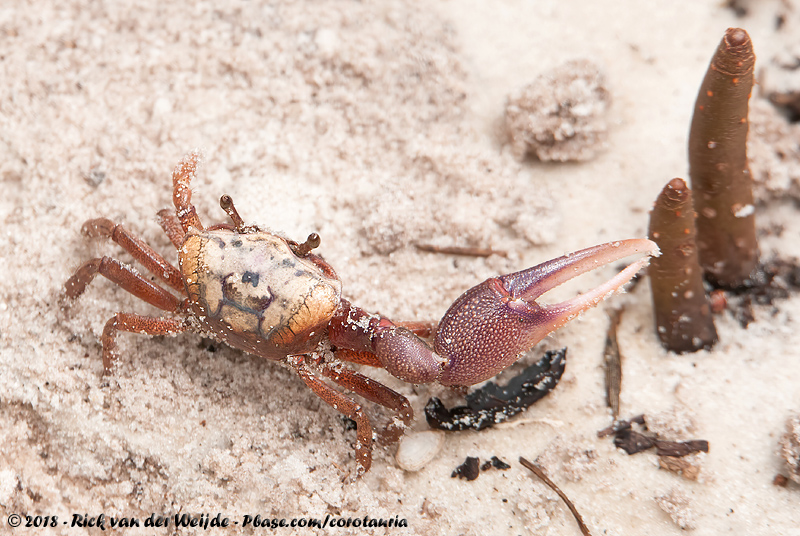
<box><xmin>688</xmin><ymin>28</ymin><xmax>758</xmax><ymax>289</ymax></box>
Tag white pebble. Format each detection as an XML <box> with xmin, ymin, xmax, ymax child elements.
<box><xmin>395</xmin><ymin>431</ymin><xmax>444</xmax><ymax>472</ymax></box>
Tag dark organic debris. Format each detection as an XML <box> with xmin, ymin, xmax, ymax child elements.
<box><xmin>723</xmin><ymin>258</ymin><xmax>800</xmax><ymax>328</ymax></box>
<box><xmin>614</xmin><ymin>430</ymin><xmax>657</xmax><ymax>455</ymax></box>
<box><xmin>597</xmin><ymin>414</ymin><xmax>645</xmax><ymax>438</ymax></box>
<box><xmin>481</xmin><ymin>456</ymin><xmax>511</xmax><ymax>471</ymax></box>
<box><xmin>451</xmin><ymin>456</ymin><xmax>480</xmax><ymax>481</ymax></box>
<box><xmin>732</xmin><ymin>294</ymin><xmax>755</xmax><ymax>328</ymax></box>
<box><xmin>599</xmin><ymin>416</ymin><xmax>709</xmax><ymax>457</ymax></box>
<box><xmin>425</xmin><ymin>348</ymin><xmax>566</xmax><ymax>431</ymax></box>
<box><xmin>655</xmin><ymin>439</ymin><xmax>709</xmax><ymax>458</ymax></box>
<box><xmin>738</xmin><ymin>258</ymin><xmax>800</xmax><ymax>304</ymax></box>
<box><xmin>491</xmin><ymin>455</ymin><xmax>511</xmax><ymax>470</ymax></box>
<box><xmin>769</xmin><ymin>91</ymin><xmax>800</xmax><ymax>123</ymax></box>
<box><xmin>520</xmin><ymin>457</ymin><xmax>593</xmax><ymax>536</ymax></box>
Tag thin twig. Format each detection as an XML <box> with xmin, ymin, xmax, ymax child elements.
<box><xmin>603</xmin><ymin>307</ymin><xmax>624</xmax><ymax>419</ymax></box>
<box><xmin>415</xmin><ymin>243</ymin><xmax>508</xmax><ymax>258</ymax></box>
<box><xmin>519</xmin><ymin>457</ymin><xmax>592</xmax><ymax>536</ymax></box>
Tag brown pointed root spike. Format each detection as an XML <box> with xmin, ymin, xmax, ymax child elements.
<box><xmin>343</xmin><ymin>239</ymin><xmax>657</xmax><ymax>388</ymax></box>
<box><xmin>688</xmin><ymin>27</ymin><xmax>757</xmax><ymax>289</ymax></box>
<box><xmin>649</xmin><ymin>178</ymin><xmax>718</xmax><ymax>353</ymax></box>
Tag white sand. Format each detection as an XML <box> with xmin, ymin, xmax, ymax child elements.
<box><xmin>1</xmin><ymin>1</ymin><xmax>799</xmax><ymax>534</ymax></box>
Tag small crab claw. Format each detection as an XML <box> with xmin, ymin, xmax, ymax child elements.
<box><xmin>434</xmin><ymin>238</ymin><xmax>658</xmax><ymax>386</ymax></box>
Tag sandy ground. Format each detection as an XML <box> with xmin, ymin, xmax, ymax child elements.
<box><xmin>2</xmin><ymin>1</ymin><xmax>800</xmax><ymax>534</ymax></box>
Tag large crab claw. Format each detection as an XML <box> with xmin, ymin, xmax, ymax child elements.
<box><xmin>433</xmin><ymin>238</ymin><xmax>657</xmax><ymax>385</ymax></box>
<box><xmin>368</xmin><ymin>239</ymin><xmax>658</xmax><ymax>387</ymax></box>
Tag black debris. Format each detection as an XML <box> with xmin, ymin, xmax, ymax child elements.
<box><xmin>452</xmin><ymin>456</ymin><xmax>481</xmax><ymax>481</ymax></box>
<box><xmin>426</xmin><ymin>348</ymin><xmax>566</xmax><ymax>431</ymax></box>
<box><xmin>600</xmin><ymin>415</ymin><xmax>709</xmax><ymax>457</ymax></box>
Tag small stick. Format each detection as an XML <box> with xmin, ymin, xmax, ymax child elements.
<box><xmin>415</xmin><ymin>244</ymin><xmax>508</xmax><ymax>258</ymax></box>
<box><xmin>603</xmin><ymin>308</ymin><xmax>624</xmax><ymax>419</ymax></box>
<box><xmin>519</xmin><ymin>457</ymin><xmax>592</xmax><ymax>536</ymax></box>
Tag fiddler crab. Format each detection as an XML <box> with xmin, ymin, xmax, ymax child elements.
<box><xmin>65</xmin><ymin>151</ymin><xmax>657</xmax><ymax>478</ymax></box>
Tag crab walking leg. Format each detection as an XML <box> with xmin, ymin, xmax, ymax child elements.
<box><xmin>289</xmin><ymin>356</ymin><xmax>374</xmax><ymax>476</ymax></box>
<box><xmin>102</xmin><ymin>314</ymin><xmax>189</xmax><ymax>373</ymax></box>
<box><xmin>312</xmin><ymin>356</ymin><xmax>413</xmax><ymax>444</ymax></box>
<box><xmin>79</xmin><ymin>218</ymin><xmax>185</xmax><ymax>292</ymax></box>
<box><xmin>172</xmin><ymin>150</ymin><xmax>205</xmax><ymax>233</ymax></box>
<box><xmin>333</xmin><ymin>348</ymin><xmax>384</xmax><ymax>367</ymax></box>
<box><xmin>65</xmin><ymin>257</ymin><xmax>183</xmax><ymax>312</ymax></box>
<box><xmin>435</xmin><ymin>238</ymin><xmax>658</xmax><ymax>386</ymax></box>
<box><xmin>156</xmin><ymin>209</ymin><xmax>186</xmax><ymax>249</ymax></box>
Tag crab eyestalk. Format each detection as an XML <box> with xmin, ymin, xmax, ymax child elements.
<box><xmin>649</xmin><ymin>178</ymin><xmax>718</xmax><ymax>353</ymax></box>
<box><xmin>688</xmin><ymin>27</ymin><xmax>758</xmax><ymax>289</ymax></box>
<box><xmin>290</xmin><ymin>233</ymin><xmax>322</xmax><ymax>257</ymax></box>
<box><xmin>220</xmin><ymin>194</ymin><xmax>247</xmax><ymax>231</ymax></box>
<box><xmin>434</xmin><ymin>239</ymin><xmax>658</xmax><ymax>386</ymax></box>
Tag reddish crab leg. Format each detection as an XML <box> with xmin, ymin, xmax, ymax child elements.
<box><xmin>156</xmin><ymin>209</ymin><xmax>187</xmax><ymax>249</ymax></box>
<box><xmin>65</xmin><ymin>257</ymin><xmax>183</xmax><ymax>311</ymax></box>
<box><xmin>172</xmin><ymin>150</ymin><xmax>205</xmax><ymax>233</ymax></box>
<box><xmin>102</xmin><ymin>314</ymin><xmax>189</xmax><ymax>373</ymax></box>
<box><xmin>79</xmin><ymin>217</ymin><xmax>186</xmax><ymax>293</ymax></box>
